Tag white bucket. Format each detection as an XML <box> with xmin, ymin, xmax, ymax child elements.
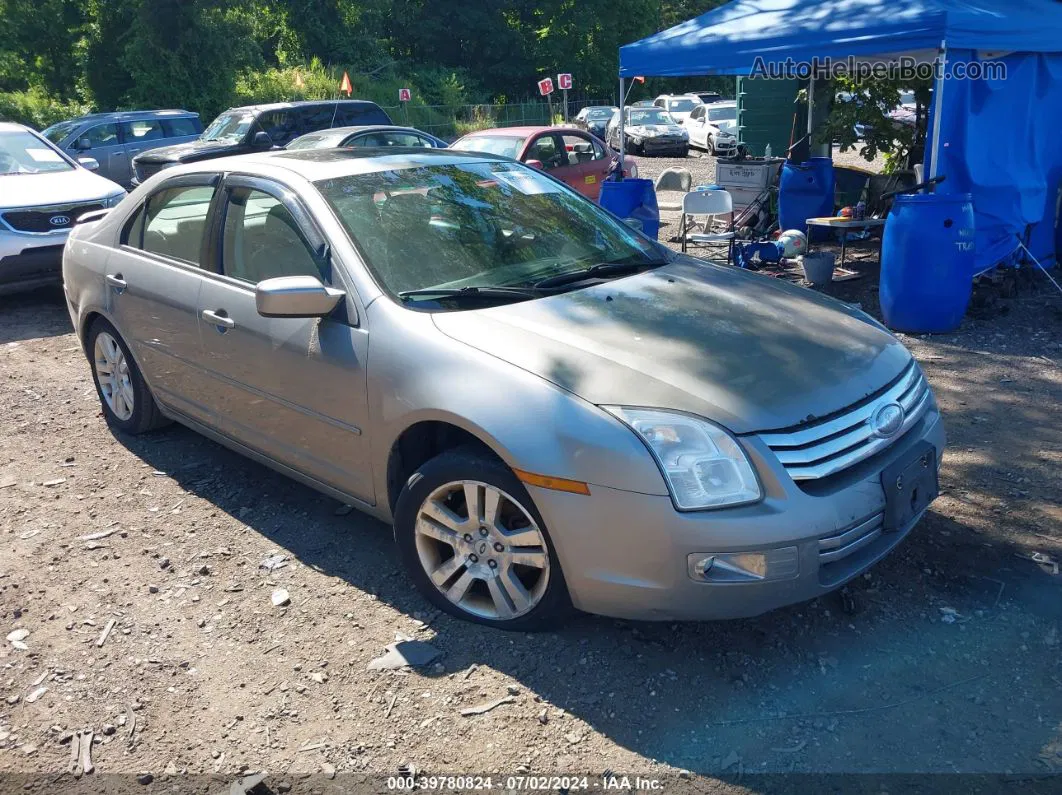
<box><xmin>800</xmin><ymin>252</ymin><xmax>836</xmax><ymax>286</ymax></box>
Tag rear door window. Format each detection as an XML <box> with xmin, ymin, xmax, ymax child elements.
<box><xmin>130</xmin><ymin>184</ymin><xmax>217</xmax><ymax>265</ymax></box>
<box><xmin>297</xmin><ymin>104</ymin><xmax>335</xmax><ymax>135</ymax></box>
<box><xmin>256</xmin><ymin>110</ymin><xmax>300</xmax><ymax>147</ymax></box>
<box><xmin>162</xmin><ymin>117</ymin><xmax>201</xmax><ymax>137</ymax></box>
<box><xmin>121</xmin><ymin>119</ymin><xmax>165</xmax><ymax>144</ymax></box>
<box><xmin>334</xmin><ymin>102</ymin><xmax>390</xmax><ymax>127</ymax></box>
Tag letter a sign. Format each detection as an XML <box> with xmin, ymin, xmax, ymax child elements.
<box><xmin>538</xmin><ymin>78</ymin><xmax>554</xmax><ymax>96</ymax></box>
<box><xmin>399</xmin><ymin>88</ymin><xmax>411</xmax><ymax>102</ymax></box>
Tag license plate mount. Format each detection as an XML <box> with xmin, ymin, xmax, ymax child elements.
<box><xmin>881</xmin><ymin>442</ymin><xmax>938</xmax><ymax>532</ymax></box>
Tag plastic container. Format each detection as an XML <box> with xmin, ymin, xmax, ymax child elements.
<box><xmin>779</xmin><ymin>158</ymin><xmax>835</xmax><ymax>241</ymax></box>
<box><xmin>598</xmin><ymin>178</ymin><xmax>660</xmax><ymax>240</ymax></box>
<box><xmin>880</xmin><ymin>193</ymin><xmax>976</xmax><ymax>333</ymax></box>
<box><xmin>799</xmin><ymin>252</ymin><xmax>835</xmax><ymax>286</ymax></box>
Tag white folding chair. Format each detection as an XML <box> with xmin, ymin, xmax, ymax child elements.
<box><xmin>654</xmin><ymin>167</ymin><xmax>693</xmax><ymax>212</ymax></box>
<box><xmin>680</xmin><ymin>189</ymin><xmax>735</xmax><ymax>260</ymax></box>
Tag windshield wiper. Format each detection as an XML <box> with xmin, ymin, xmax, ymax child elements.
<box><xmin>531</xmin><ymin>259</ymin><xmax>668</xmax><ymax>290</ymax></box>
<box><xmin>398</xmin><ymin>285</ymin><xmax>542</xmax><ymax>303</ymax></box>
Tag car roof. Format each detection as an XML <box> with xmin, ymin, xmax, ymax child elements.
<box><xmin>59</xmin><ymin>109</ymin><xmax>199</xmax><ymax>125</ymax></box>
<box><xmin>178</xmin><ymin>147</ymin><xmax>508</xmax><ymax>182</ymax></box>
<box><xmin>302</xmin><ymin>125</ymin><xmax>435</xmax><ymax>138</ymax></box>
<box><xmin>223</xmin><ymin>99</ymin><xmax>381</xmax><ymax>114</ymax></box>
<box><xmin>0</xmin><ymin>122</ymin><xmax>31</xmax><ymax>133</ymax></box>
<box><xmin>463</xmin><ymin>125</ymin><xmax>593</xmax><ymax>137</ymax></box>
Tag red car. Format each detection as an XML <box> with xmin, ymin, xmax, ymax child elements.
<box><xmin>451</xmin><ymin>126</ymin><xmax>635</xmax><ymax>201</ymax></box>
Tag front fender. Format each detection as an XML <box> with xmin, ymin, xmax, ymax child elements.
<box><xmin>365</xmin><ymin>301</ymin><xmax>669</xmax><ymax>510</ymax></box>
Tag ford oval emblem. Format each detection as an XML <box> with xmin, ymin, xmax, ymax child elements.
<box><xmin>871</xmin><ymin>403</ymin><xmax>905</xmax><ymax>438</ymax></box>
<box><xmin>49</xmin><ymin>215</ymin><xmax>71</xmax><ymax>227</ymax></box>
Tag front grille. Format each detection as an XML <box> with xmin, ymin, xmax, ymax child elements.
<box><xmin>758</xmin><ymin>361</ymin><xmax>932</xmax><ymax>481</ymax></box>
<box><xmin>2</xmin><ymin>203</ymin><xmax>104</xmax><ymax>233</ymax></box>
<box><xmin>818</xmin><ymin>513</ymin><xmax>884</xmax><ymax>564</ymax></box>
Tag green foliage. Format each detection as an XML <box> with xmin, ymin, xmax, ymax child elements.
<box><xmin>820</xmin><ymin>75</ymin><xmax>932</xmax><ymax>173</ymax></box>
<box><xmin>0</xmin><ymin>87</ymin><xmax>90</xmax><ymax>128</ymax></box>
<box><xmin>0</xmin><ymin>0</ymin><xmax>734</xmax><ymax>129</ymax></box>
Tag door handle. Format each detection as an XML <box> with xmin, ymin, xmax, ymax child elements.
<box><xmin>201</xmin><ymin>309</ymin><xmax>235</xmax><ymax>331</ymax></box>
<box><xmin>105</xmin><ymin>273</ymin><xmax>127</xmax><ymax>293</ymax></box>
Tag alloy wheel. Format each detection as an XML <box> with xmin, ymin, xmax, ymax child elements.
<box><xmin>93</xmin><ymin>331</ymin><xmax>135</xmax><ymax>421</ymax></box>
<box><xmin>414</xmin><ymin>480</ymin><xmax>550</xmax><ymax>621</ymax></box>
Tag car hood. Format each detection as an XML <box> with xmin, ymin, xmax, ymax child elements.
<box><xmin>629</xmin><ymin>124</ymin><xmax>685</xmax><ymax>137</ymax></box>
<box><xmin>432</xmin><ymin>260</ymin><xmax>912</xmax><ymax>434</ymax></box>
<box><xmin>133</xmin><ymin>139</ymin><xmax>246</xmax><ymax>164</ymax></box>
<box><xmin>714</xmin><ymin>119</ymin><xmax>737</xmax><ymax>132</ymax></box>
<box><xmin>0</xmin><ymin>168</ymin><xmax>123</xmax><ymax>209</ymax></box>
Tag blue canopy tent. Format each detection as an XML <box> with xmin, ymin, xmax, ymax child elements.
<box><xmin>619</xmin><ymin>0</ymin><xmax>1062</xmax><ymax>272</ymax></box>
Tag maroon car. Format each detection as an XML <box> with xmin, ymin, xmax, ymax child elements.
<box><xmin>451</xmin><ymin>126</ymin><xmax>635</xmax><ymax>201</ymax></box>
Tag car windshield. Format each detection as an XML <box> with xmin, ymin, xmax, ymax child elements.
<box><xmin>315</xmin><ymin>161</ymin><xmax>660</xmax><ymax>306</ymax></box>
<box><xmin>667</xmin><ymin>98</ymin><xmax>699</xmax><ymax>112</ymax></box>
<box><xmin>451</xmin><ymin>135</ymin><xmax>526</xmax><ymax>160</ymax></box>
<box><xmin>201</xmin><ymin>111</ymin><xmax>255</xmax><ymax>143</ymax></box>
<box><xmin>586</xmin><ymin>108</ymin><xmax>614</xmax><ymax>120</ymax></box>
<box><xmin>708</xmin><ymin>106</ymin><xmax>737</xmax><ymax>122</ymax></box>
<box><xmin>628</xmin><ymin>109</ymin><xmax>673</xmax><ymax>126</ymax></box>
<box><xmin>41</xmin><ymin>119</ymin><xmax>81</xmax><ymax>145</ymax></box>
<box><xmin>0</xmin><ymin>130</ymin><xmax>74</xmax><ymax>175</ymax></box>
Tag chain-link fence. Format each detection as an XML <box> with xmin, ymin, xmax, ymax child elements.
<box><xmin>380</xmin><ymin>96</ymin><xmax>616</xmax><ymax>140</ymax></box>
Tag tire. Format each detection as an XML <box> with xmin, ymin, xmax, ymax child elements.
<box><xmin>86</xmin><ymin>317</ymin><xmax>170</xmax><ymax>435</ymax></box>
<box><xmin>677</xmin><ymin>146</ymin><xmax>690</xmax><ymax>158</ymax></box>
<box><xmin>707</xmin><ymin>134</ymin><xmax>716</xmax><ymax>154</ymax></box>
<box><xmin>393</xmin><ymin>448</ymin><xmax>573</xmax><ymax>631</ymax></box>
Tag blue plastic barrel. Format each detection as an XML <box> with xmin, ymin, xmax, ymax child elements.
<box><xmin>779</xmin><ymin>158</ymin><xmax>835</xmax><ymax>241</ymax></box>
<box><xmin>880</xmin><ymin>193</ymin><xmax>976</xmax><ymax>333</ymax></box>
<box><xmin>599</xmin><ymin>178</ymin><xmax>660</xmax><ymax>240</ymax></box>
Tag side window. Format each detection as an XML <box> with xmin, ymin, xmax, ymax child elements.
<box><xmin>297</xmin><ymin>104</ymin><xmax>334</xmax><ymax>134</ymax></box>
<box><xmin>349</xmin><ymin>133</ymin><xmax>386</xmax><ymax>147</ymax></box>
<box><xmin>334</xmin><ymin>103</ymin><xmax>388</xmax><ymax>126</ymax></box>
<box><xmin>591</xmin><ymin>138</ymin><xmax>607</xmax><ymax>161</ymax></box>
<box><xmin>575</xmin><ymin>108</ymin><xmax>588</xmax><ymax>122</ymax></box>
<box><xmin>690</xmin><ymin>106</ymin><xmax>703</xmax><ymax>121</ymax></box>
<box><xmin>121</xmin><ymin>120</ymin><xmax>165</xmax><ymax>143</ymax></box>
<box><xmin>561</xmin><ymin>134</ymin><xmax>599</xmax><ymax>164</ymax></box>
<box><xmin>379</xmin><ymin>132</ymin><xmax>433</xmax><ymax>147</ymax></box>
<box><xmin>256</xmin><ymin>110</ymin><xmax>299</xmax><ymax>147</ymax></box>
<box><xmin>139</xmin><ymin>185</ymin><xmax>217</xmax><ymax>265</ymax></box>
<box><xmin>162</xmin><ymin>117</ymin><xmax>200</xmax><ymax>137</ymax></box>
<box><xmin>80</xmin><ymin>123</ymin><xmax>119</xmax><ymax>149</ymax></box>
<box><xmin>525</xmin><ymin>135</ymin><xmax>563</xmax><ymax>170</ymax></box>
<box><xmin>221</xmin><ymin>188</ymin><xmax>327</xmax><ymax>285</ymax></box>
<box><xmin>653</xmin><ymin>98</ymin><xmax>665</xmax><ymax>108</ymax></box>
<box><xmin>121</xmin><ymin>205</ymin><xmax>146</xmax><ymax>248</ymax></box>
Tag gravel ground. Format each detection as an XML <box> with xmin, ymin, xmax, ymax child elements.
<box><xmin>2</xmin><ymin>150</ymin><xmax>1061</xmax><ymax>791</ymax></box>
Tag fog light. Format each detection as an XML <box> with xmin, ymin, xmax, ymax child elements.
<box><xmin>688</xmin><ymin>548</ymin><xmax>798</xmax><ymax>583</ymax></box>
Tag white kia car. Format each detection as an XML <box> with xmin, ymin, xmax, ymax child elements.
<box><xmin>0</xmin><ymin>122</ymin><xmax>125</xmax><ymax>295</ymax></box>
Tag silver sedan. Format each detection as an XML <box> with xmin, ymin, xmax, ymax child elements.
<box><xmin>62</xmin><ymin>148</ymin><xmax>945</xmax><ymax>629</ymax></box>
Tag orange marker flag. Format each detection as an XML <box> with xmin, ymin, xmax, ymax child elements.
<box><xmin>633</xmin><ymin>76</ymin><xmax>646</xmax><ymax>83</ymax></box>
<box><xmin>340</xmin><ymin>71</ymin><xmax>353</xmax><ymax>97</ymax></box>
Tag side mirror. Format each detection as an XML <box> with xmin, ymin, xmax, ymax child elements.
<box><xmin>75</xmin><ymin>137</ymin><xmax>92</xmax><ymax>151</ymax></box>
<box><xmin>252</xmin><ymin>131</ymin><xmax>273</xmax><ymax>149</ymax></box>
<box><xmin>255</xmin><ymin>275</ymin><xmax>345</xmax><ymax>318</ymax></box>
<box><xmin>525</xmin><ymin>159</ymin><xmax>544</xmax><ymax>170</ymax></box>
<box><xmin>77</xmin><ymin>157</ymin><xmax>100</xmax><ymax>171</ymax></box>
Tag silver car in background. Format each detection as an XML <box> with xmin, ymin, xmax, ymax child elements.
<box><xmin>62</xmin><ymin>148</ymin><xmax>944</xmax><ymax>630</ymax></box>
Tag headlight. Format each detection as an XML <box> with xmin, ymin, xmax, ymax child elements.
<box><xmin>102</xmin><ymin>191</ymin><xmax>126</xmax><ymax>208</ymax></box>
<box><xmin>604</xmin><ymin>407</ymin><xmax>762</xmax><ymax>510</ymax></box>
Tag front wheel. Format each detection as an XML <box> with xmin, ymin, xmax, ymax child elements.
<box><xmin>393</xmin><ymin>448</ymin><xmax>572</xmax><ymax>630</ymax></box>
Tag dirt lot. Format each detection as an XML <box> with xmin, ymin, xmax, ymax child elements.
<box><xmin>2</xmin><ymin>148</ymin><xmax>1061</xmax><ymax>793</ymax></box>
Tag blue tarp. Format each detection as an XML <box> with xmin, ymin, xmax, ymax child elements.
<box><xmin>619</xmin><ymin>0</ymin><xmax>1062</xmax><ymax>271</ymax></box>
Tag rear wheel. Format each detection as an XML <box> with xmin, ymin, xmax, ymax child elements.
<box><xmin>87</xmin><ymin>318</ymin><xmax>169</xmax><ymax>435</ymax></box>
<box><xmin>394</xmin><ymin>448</ymin><xmax>572</xmax><ymax>630</ymax></box>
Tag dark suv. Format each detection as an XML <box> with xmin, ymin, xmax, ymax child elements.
<box><xmin>43</xmin><ymin>110</ymin><xmax>202</xmax><ymax>188</ymax></box>
<box><xmin>131</xmin><ymin>100</ymin><xmax>391</xmax><ymax>185</ymax></box>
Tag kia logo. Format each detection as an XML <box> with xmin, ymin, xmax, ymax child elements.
<box><xmin>871</xmin><ymin>403</ymin><xmax>905</xmax><ymax>438</ymax></box>
<box><xmin>49</xmin><ymin>215</ymin><xmax>71</xmax><ymax>227</ymax></box>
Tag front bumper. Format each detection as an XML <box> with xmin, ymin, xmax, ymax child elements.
<box><xmin>0</xmin><ymin>230</ymin><xmax>68</xmax><ymax>294</ymax></box>
<box><xmin>638</xmin><ymin>137</ymin><xmax>688</xmax><ymax>154</ymax></box>
<box><xmin>528</xmin><ymin>407</ymin><xmax>945</xmax><ymax>621</ymax></box>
